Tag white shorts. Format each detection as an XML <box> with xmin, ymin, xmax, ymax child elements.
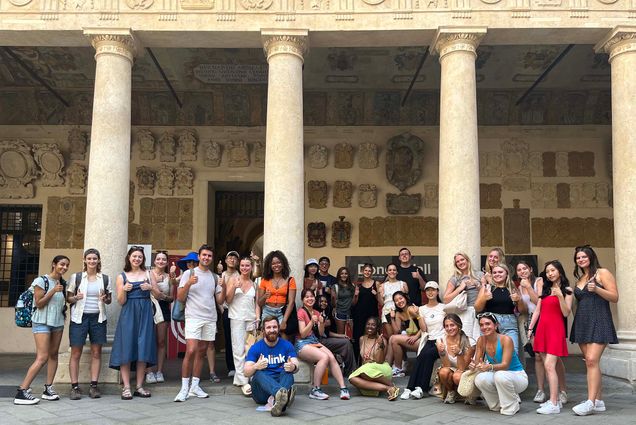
<box><xmin>185</xmin><ymin>317</ymin><xmax>217</xmax><ymax>341</ymax></box>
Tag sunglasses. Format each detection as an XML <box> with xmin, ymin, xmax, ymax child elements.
<box><xmin>131</xmin><ymin>245</ymin><xmax>144</xmax><ymax>251</ymax></box>
<box><xmin>476</xmin><ymin>312</ymin><xmax>498</xmax><ymax>322</ymax></box>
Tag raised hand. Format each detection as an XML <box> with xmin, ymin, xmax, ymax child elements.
<box><xmin>75</xmin><ymin>288</ymin><xmax>85</xmax><ymax>300</ymax></box>
<box><xmin>255</xmin><ymin>353</ymin><xmax>268</xmax><ymax>370</ymax></box>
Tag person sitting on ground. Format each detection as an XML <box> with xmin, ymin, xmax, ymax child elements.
<box><xmin>244</xmin><ymin>316</ymin><xmax>298</xmax><ymax>417</ymax></box>
<box><xmin>436</xmin><ymin>313</ymin><xmax>475</xmax><ymax>404</ymax></box>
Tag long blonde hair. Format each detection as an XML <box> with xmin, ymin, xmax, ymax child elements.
<box><xmin>452</xmin><ymin>252</ymin><xmax>478</xmax><ymax>281</ymax></box>
<box><xmin>485</xmin><ymin>247</ymin><xmax>506</xmax><ymax>274</ymax></box>
<box><xmin>491</xmin><ymin>263</ymin><xmax>515</xmax><ymax>293</ymax></box>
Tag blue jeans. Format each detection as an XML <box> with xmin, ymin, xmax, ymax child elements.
<box><xmin>493</xmin><ymin>313</ymin><xmax>520</xmax><ymax>354</ymax></box>
<box><xmin>251</xmin><ymin>370</ymin><xmax>294</xmax><ymax>404</ymax></box>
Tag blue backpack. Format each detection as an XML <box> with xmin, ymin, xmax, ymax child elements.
<box><xmin>15</xmin><ymin>276</ymin><xmax>50</xmax><ymax>328</ymax></box>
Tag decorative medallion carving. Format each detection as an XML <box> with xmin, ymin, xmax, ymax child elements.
<box><xmin>386</xmin><ymin>193</ymin><xmax>422</xmax><ymax>215</ymax></box>
<box><xmin>178</xmin><ymin>129</ymin><xmax>198</xmax><ymax>161</ymax></box>
<box><xmin>67</xmin><ymin>163</ymin><xmax>87</xmax><ymax>195</ymax></box>
<box><xmin>254</xmin><ymin>141</ymin><xmax>265</xmax><ymax>168</ymax></box>
<box><xmin>203</xmin><ymin>139</ymin><xmax>222</xmax><ymax>168</ymax></box>
<box><xmin>358</xmin><ymin>184</ymin><xmax>377</xmax><ymax>208</ymax></box>
<box><xmin>241</xmin><ymin>0</ymin><xmax>273</xmax><ymax>10</ymax></box>
<box><xmin>0</xmin><ymin>140</ymin><xmax>38</xmax><ymax>199</ymax></box>
<box><xmin>386</xmin><ymin>132</ymin><xmax>424</xmax><ymax>192</ymax></box>
<box><xmin>157</xmin><ymin>165</ymin><xmax>175</xmax><ymax>196</ymax></box>
<box><xmin>125</xmin><ymin>0</ymin><xmax>154</xmax><ymax>9</ymax></box>
<box><xmin>33</xmin><ymin>144</ymin><xmax>65</xmax><ymax>187</ymax></box>
<box><xmin>228</xmin><ymin>140</ymin><xmax>250</xmax><ymax>167</ymax></box>
<box><xmin>9</xmin><ymin>0</ymin><xmax>34</xmax><ymax>5</ymax></box>
<box><xmin>68</xmin><ymin>127</ymin><xmax>88</xmax><ymax>161</ymax></box>
<box><xmin>308</xmin><ymin>144</ymin><xmax>328</xmax><ymax>168</ymax></box>
<box><xmin>333</xmin><ymin>180</ymin><xmax>353</xmax><ymax>208</ymax></box>
<box><xmin>307</xmin><ymin>222</ymin><xmax>327</xmax><ymax>248</ymax></box>
<box><xmin>502</xmin><ymin>139</ymin><xmax>530</xmax><ymax>191</ymax></box>
<box><xmin>331</xmin><ymin>216</ymin><xmax>351</xmax><ymax>248</ymax></box>
<box><xmin>308</xmin><ymin>180</ymin><xmax>328</xmax><ymax>209</ymax></box>
<box><xmin>174</xmin><ymin>164</ymin><xmax>194</xmax><ymax>196</ymax></box>
<box><xmin>159</xmin><ymin>131</ymin><xmax>176</xmax><ymax>162</ymax></box>
<box><xmin>137</xmin><ymin>129</ymin><xmax>156</xmax><ymax>160</ymax></box>
<box><xmin>361</xmin><ymin>0</ymin><xmax>385</xmax><ymax>4</ymax></box>
<box><xmin>358</xmin><ymin>142</ymin><xmax>379</xmax><ymax>169</ymax></box>
<box><xmin>136</xmin><ymin>166</ymin><xmax>156</xmax><ymax>195</ymax></box>
<box><xmin>334</xmin><ymin>143</ymin><xmax>354</xmax><ymax>169</ymax></box>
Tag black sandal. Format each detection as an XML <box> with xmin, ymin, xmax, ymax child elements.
<box><xmin>134</xmin><ymin>387</ymin><xmax>151</xmax><ymax>398</ymax></box>
<box><xmin>121</xmin><ymin>387</ymin><xmax>133</xmax><ymax>400</ymax></box>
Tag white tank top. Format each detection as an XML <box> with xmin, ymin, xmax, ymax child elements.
<box><xmin>228</xmin><ymin>283</ymin><xmax>256</xmax><ymax>321</ymax></box>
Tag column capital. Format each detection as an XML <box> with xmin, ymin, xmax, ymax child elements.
<box><xmin>431</xmin><ymin>27</ymin><xmax>487</xmax><ymax>60</ymax></box>
<box><xmin>595</xmin><ymin>26</ymin><xmax>636</xmax><ymax>63</ymax></box>
<box><xmin>84</xmin><ymin>28</ymin><xmax>138</xmax><ymax>63</ymax></box>
<box><xmin>261</xmin><ymin>29</ymin><xmax>309</xmax><ymax>63</ymax></box>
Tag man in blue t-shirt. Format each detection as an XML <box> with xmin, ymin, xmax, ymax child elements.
<box><xmin>245</xmin><ymin>316</ymin><xmax>299</xmax><ymax>417</ymax></box>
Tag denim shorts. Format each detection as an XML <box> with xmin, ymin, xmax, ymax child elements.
<box><xmin>69</xmin><ymin>313</ymin><xmax>107</xmax><ymax>346</ymax></box>
<box><xmin>335</xmin><ymin>311</ymin><xmax>351</xmax><ymax>321</ymax></box>
<box><xmin>294</xmin><ymin>334</ymin><xmax>320</xmax><ymax>353</ymax></box>
<box><xmin>32</xmin><ymin>323</ymin><xmax>64</xmax><ymax>334</ymax></box>
<box><xmin>261</xmin><ymin>305</ymin><xmax>284</xmax><ymax>324</ymax></box>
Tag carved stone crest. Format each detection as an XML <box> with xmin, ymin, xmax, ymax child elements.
<box><xmin>254</xmin><ymin>141</ymin><xmax>265</xmax><ymax>168</ymax></box>
<box><xmin>228</xmin><ymin>140</ymin><xmax>250</xmax><ymax>167</ymax></box>
<box><xmin>33</xmin><ymin>144</ymin><xmax>65</xmax><ymax>187</ymax></box>
<box><xmin>137</xmin><ymin>129</ymin><xmax>156</xmax><ymax>160</ymax></box>
<box><xmin>308</xmin><ymin>180</ymin><xmax>328</xmax><ymax>209</ymax></box>
<box><xmin>239</xmin><ymin>0</ymin><xmax>272</xmax><ymax>9</ymax></box>
<box><xmin>502</xmin><ymin>139</ymin><xmax>530</xmax><ymax>191</ymax></box>
<box><xmin>157</xmin><ymin>165</ymin><xmax>175</xmax><ymax>196</ymax></box>
<box><xmin>308</xmin><ymin>144</ymin><xmax>328</xmax><ymax>168</ymax></box>
<box><xmin>334</xmin><ymin>143</ymin><xmax>354</xmax><ymax>169</ymax></box>
<box><xmin>331</xmin><ymin>216</ymin><xmax>351</xmax><ymax>248</ymax></box>
<box><xmin>175</xmin><ymin>164</ymin><xmax>194</xmax><ymax>196</ymax></box>
<box><xmin>358</xmin><ymin>143</ymin><xmax>379</xmax><ymax>169</ymax></box>
<box><xmin>203</xmin><ymin>139</ymin><xmax>222</xmax><ymax>168</ymax></box>
<box><xmin>358</xmin><ymin>184</ymin><xmax>377</xmax><ymax>208</ymax></box>
<box><xmin>386</xmin><ymin>193</ymin><xmax>422</xmax><ymax>215</ymax></box>
<box><xmin>67</xmin><ymin>163</ymin><xmax>87</xmax><ymax>195</ymax></box>
<box><xmin>333</xmin><ymin>180</ymin><xmax>353</xmax><ymax>208</ymax></box>
<box><xmin>307</xmin><ymin>222</ymin><xmax>327</xmax><ymax>248</ymax></box>
<box><xmin>68</xmin><ymin>128</ymin><xmax>88</xmax><ymax>161</ymax></box>
<box><xmin>136</xmin><ymin>166</ymin><xmax>156</xmax><ymax>196</ymax></box>
<box><xmin>159</xmin><ymin>131</ymin><xmax>176</xmax><ymax>162</ymax></box>
<box><xmin>0</xmin><ymin>139</ymin><xmax>38</xmax><ymax>198</ymax></box>
<box><xmin>178</xmin><ymin>129</ymin><xmax>198</xmax><ymax>162</ymax></box>
<box><xmin>386</xmin><ymin>132</ymin><xmax>424</xmax><ymax>192</ymax></box>
<box><xmin>125</xmin><ymin>0</ymin><xmax>154</xmax><ymax>8</ymax></box>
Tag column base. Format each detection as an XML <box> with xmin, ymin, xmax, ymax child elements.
<box><xmin>601</xmin><ymin>344</ymin><xmax>636</xmax><ymax>384</ymax></box>
<box><xmin>54</xmin><ymin>346</ymin><xmax>120</xmax><ymax>384</ymax></box>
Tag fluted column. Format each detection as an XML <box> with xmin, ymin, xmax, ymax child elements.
<box><xmin>432</xmin><ymin>28</ymin><xmax>486</xmax><ymax>284</ymax></box>
<box><xmin>595</xmin><ymin>26</ymin><xmax>636</xmax><ymax>381</ymax></box>
<box><xmin>261</xmin><ymin>29</ymin><xmax>308</xmax><ymax>284</ymax></box>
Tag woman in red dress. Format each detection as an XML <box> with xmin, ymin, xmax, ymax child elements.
<box><xmin>528</xmin><ymin>260</ymin><xmax>573</xmax><ymax>415</ymax></box>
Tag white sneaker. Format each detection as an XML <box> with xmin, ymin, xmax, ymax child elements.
<box><xmin>174</xmin><ymin>388</ymin><xmax>189</xmax><ymax>402</ymax></box>
<box><xmin>533</xmin><ymin>389</ymin><xmax>546</xmax><ymax>403</ymax></box>
<box><xmin>400</xmin><ymin>389</ymin><xmax>411</xmax><ymax>400</ymax></box>
<box><xmin>155</xmin><ymin>372</ymin><xmax>165</xmax><ymax>383</ymax></box>
<box><xmin>572</xmin><ymin>399</ymin><xmax>595</xmax><ymax>416</ymax></box>
<box><xmin>411</xmin><ymin>387</ymin><xmax>424</xmax><ymax>399</ymax></box>
<box><xmin>594</xmin><ymin>399</ymin><xmax>606</xmax><ymax>412</ymax></box>
<box><xmin>559</xmin><ymin>390</ymin><xmax>568</xmax><ymax>405</ymax></box>
<box><xmin>188</xmin><ymin>385</ymin><xmax>209</xmax><ymax>398</ymax></box>
<box><xmin>537</xmin><ymin>400</ymin><xmax>561</xmax><ymax>415</ymax></box>
<box><xmin>228</xmin><ymin>370</ymin><xmax>236</xmax><ymax>378</ymax></box>
<box><xmin>540</xmin><ymin>399</ymin><xmax>562</xmax><ymax>408</ymax></box>
<box><xmin>146</xmin><ymin>372</ymin><xmax>157</xmax><ymax>384</ymax></box>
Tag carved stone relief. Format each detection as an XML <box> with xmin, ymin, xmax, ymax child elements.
<box><xmin>228</xmin><ymin>140</ymin><xmax>250</xmax><ymax>167</ymax></box>
<box><xmin>334</xmin><ymin>143</ymin><xmax>354</xmax><ymax>169</ymax></box>
<box><xmin>174</xmin><ymin>164</ymin><xmax>194</xmax><ymax>196</ymax></box>
<box><xmin>504</xmin><ymin>206</ymin><xmax>531</xmax><ymax>254</ymax></box>
<box><xmin>569</xmin><ymin>151</ymin><xmax>595</xmax><ymax>177</ymax></box>
<box><xmin>307</xmin><ymin>222</ymin><xmax>326</xmax><ymax>248</ymax></box>
<box><xmin>358</xmin><ymin>184</ymin><xmax>377</xmax><ymax>208</ymax></box>
<box><xmin>332</xmin><ymin>216</ymin><xmax>351</xmax><ymax>248</ymax></box>
<box><xmin>502</xmin><ymin>139</ymin><xmax>530</xmax><ymax>191</ymax></box>
<box><xmin>68</xmin><ymin>128</ymin><xmax>88</xmax><ymax>161</ymax></box>
<box><xmin>254</xmin><ymin>141</ymin><xmax>265</xmax><ymax>168</ymax></box>
<box><xmin>137</xmin><ymin>129</ymin><xmax>156</xmax><ymax>160</ymax></box>
<box><xmin>583</xmin><ymin>182</ymin><xmax>597</xmax><ymax>207</ymax></box>
<box><xmin>555</xmin><ymin>151</ymin><xmax>569</xmax><ymax>177</ymax></box>
<box><xmin>134</xmin><ymin>198</ymin><xmax>193</xmax><ymax>249</ymax></box>
<box><xmin>596</xmin><ymin>182</ymin><xmax>610</xmax><ymax>207</ymax></box>
<box><xmin>308</xmin><ymin>144</ymin><xmax>328</xmax><ymax>168</ymax></box>
<box><xmin>531</xmin><ymin>183</ymin><xmax>559</xmax><ymax>208</ymax></box>
<box><xmin>386</xmin><ymin>193</ymin><xmax>421</xmax><ymax>215</ymax></box>
<box><xmin>136</xmin><ymin>166</ymin><xmax>156</xmax><ymax>196</ymax></box>
<box><xmin>308</xmin><ymin>180</ymin><xmax>328</xmax><ymax>209</ymax></box>
<box><xmin>386</xmin><ymin>132</ymin><xmax>424</xmax><ymax>192</ymax></box>
<box><xmin>532</xmin><ymin>217</ymin><xmax>613</xmax><ymax>248</ymax></box>
<box><xmin>542</xmin><ymin>152</ymin><xmax>556</xmax><ymax>177</ymax></box>
<box><xmin>33</xmin><ymin>144</ymin><xmax>65</xmax><ymax>187</ymax></box>
<box><xmin>557</xmin><ymin>183</ymin><xmax>570</xmax><ymax>208</ymax></box>
<box><xmin>423</xmin><ymin>184</ymin><xmax>438</xmax><ymax>209</ymax></box>
<box><xmin>0</xmin><ymin>139</ymin><xmax>38</xmax><ymax>199</ymax></box>
<box><xmin>125</xmin><ymin>0</ymin><xmax>154</xmax><ymax>9</ymax></box>
<box><xmin>529</xmin><ymin>152</ymin><xmax>542</xmax><ymax>177</ymax></box>
<box><xmin>359</xmin><ymin>216</ymin><xmax>437</xmax><ymax>247</ymax></box>
<box><xmin>333</xmin><ymin>180</ymin><xmax>353</xmax><ymax>208</ymax></box>
<box><xmin>159</xmin><ymin>131</ymin><xmax>176</xmax><ymax>162</ymax></box>
<box><xmin>479</xmin><ymin>152</ymin><xmax>503</xmax><ymax>177</ymax></box>
<box><xmin>67</xmin><ymin>163</ymin><xmax>87</xmax><ymax>195</ymax></box>
<box><xmin>570</xmin><ymin>182</ymin><xmax>584</xmax><ymax>208</ymax></box>
<box><xmin>239</xmin><ymin>0</ymin><xmax>273</xmax><ymax>9</ymax></box>
<box><xmin>178</xmin><ymin>129</ymin><xmax>198</xmax><ymax>161</ymax></box>
<box><xmin>481</xmin><ymin>217</ymin><xmax>503</xmax><ymax>247</ymax></box>
<box><xmin>157</xmin><ymin>165</ymin><xmax>175</xmax><ymax>196</ymax></box>
<box><xmin>480</xmin><ymin>184</ymin><xmax>502</xmax><ymax>209</ymax></box>
<box><xmin>45</xmin><ymin>196</ymin><xmax>86</xmax><ymax>249</ymax></box>
<box><xmin>358</xmin><ymin>142</ymin><xmax>379</xmax><ymax>169</ymax></box>
<box><xmin>203</xmin><ymin>139</ymin><xmax>222</xmax><ymax>167</ymax></box>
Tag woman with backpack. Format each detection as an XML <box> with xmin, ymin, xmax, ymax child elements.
<box><xmin>66</xmin><ymin>248</ymin><xmax>112</xmax><ymax>400</ymax></box>
<box><xmin>14</xmin><ymin>255</ymin><xmax>70</xmax><ymax>405</ymax></box>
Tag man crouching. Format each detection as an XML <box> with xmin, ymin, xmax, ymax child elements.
<box><xmin>245</xmin><ymin>316</ymin><xmax>298</xmax><ymax>416</ymax></box>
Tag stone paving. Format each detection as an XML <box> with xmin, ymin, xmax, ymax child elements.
<box><xmin>1</xmin><ymin>354</ymin><xmax>634</xmax><ymax>424</ymax></box>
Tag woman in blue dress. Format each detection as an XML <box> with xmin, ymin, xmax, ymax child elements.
<box><xmin>110</xmin><ymin>246</ymin><xmax>159</xmax><ymax>400</ymax></box>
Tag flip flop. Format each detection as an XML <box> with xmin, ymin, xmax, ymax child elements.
<box><xmin>241</xmin><ymin>384</ymin><xmax>252</xmax><ymax>396</ymax></box>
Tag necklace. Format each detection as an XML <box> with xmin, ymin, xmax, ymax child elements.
<box><xmin>362</xmin><ymin>336</ymin><xmax>378</xmax><ymax>361</ymax></box>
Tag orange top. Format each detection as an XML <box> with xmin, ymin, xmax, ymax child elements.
<box><xmin>261</xmin><ymin>277</ymin><xmax>297</xmax><ymax>304</ymax></box>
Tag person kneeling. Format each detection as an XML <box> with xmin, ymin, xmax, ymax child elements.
<box><xmin>245</xmin><ymin>316</ymin><xmax>298</xmax><ymax>417</ymax></box>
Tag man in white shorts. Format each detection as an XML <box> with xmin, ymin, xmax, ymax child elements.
<box><xmin>175</xmin><ymin>244</ymin><xmax>225</xmax><ymax>402</ymax></box>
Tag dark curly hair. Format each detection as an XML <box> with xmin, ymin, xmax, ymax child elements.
<box><xmin>262</xmin><ymin>250</ymin><xmax>291</xmax><ymax>280</ymax></box>
<box><xmin>573</xmin><ymin>245</ymin><xmax>602</xmax><ymax>280</ymax></box>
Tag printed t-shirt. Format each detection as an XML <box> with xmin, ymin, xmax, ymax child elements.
<box><xmin>246</xmin><ymin>338</ymin><xmax>297</xmax><ymax>377</ymax></box>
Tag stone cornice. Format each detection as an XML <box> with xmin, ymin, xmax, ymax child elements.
<box><xmin>595</xmin><ymin>26</ymin><xmax>636</xmax><ymax>62</ymax></box>
<box><xmin>431</xmin><ymin>27</ymin><xmax>488</xmax><ymax>59</ymax></box>
<box><xmin>261</xmin><ymin>29</ymin><xmax>309</xmax><ymax>62</ymax></box>
<box><xmin>84</xmin><ymin>28</ymin><xmax>138</xmax><ymax>63</ymax></box>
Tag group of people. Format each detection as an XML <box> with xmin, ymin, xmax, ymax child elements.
<box><xmin>13</xmin><ymin>244</ymin><xmax>619</xmax><ymax>419</ymax></box>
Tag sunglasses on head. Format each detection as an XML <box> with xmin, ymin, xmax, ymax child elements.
<box><xmin>476</xmin><ymin>312</ymin><xmax>498</xmax><ymax>322</ymax></box>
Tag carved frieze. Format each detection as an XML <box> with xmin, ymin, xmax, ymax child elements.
<box><xmin>386</xmin><ymin>132</ymin><xmax>424</xmax><ymax>192</ymax></box>
<box><xmin>67</xmin><ymin>163</ymin><xmax>87</xmax><ymax>195</ymax></box>
<box><xmin>555</xmin><ymin>151</ymin><xmax>569</xmax><ymax>177</ymax></box>
<box><xmin>137</xmin><ymin>129</ymin><xmax>156</xmax><ymax>160</ymax></box>
<box><xmin>334</xmin><ymin>143</ymin><xmax>354</xmax><ymax>169</ymax></box>
<box><xmin>178</xmin><ymin>129</ymin><xmax>198</xmax><ymax>161</ymax></box>
<box><xmin>386</xmin><ymin>193</ymin><xmax>421</xmax><ymax>215</ymax></box>
<box><xmin>135</xmin><ymin>198</ymin><xmax>193</xmax><ymax>249</ymax></box>
<box><xmin>159</xmin><ymin>131</ymin><xmax>176</xmax><ymax>162</ymax></box>
<box><xmin>532</xmin><ymin>217</ymin><xmax>614</xmax><ymax>247</ymax></box>
<box><xmin>33</xmin><ymin>144</ymin><xmax>65</xmax><ymax>187</ymax></box>
<box><xmin>254</xmin><ymin>141</ymin><xmax>265</xmax><ymax>168</ymax></box>
<box><xmin>157</xmin><ymin>165</ymin><xmax>175</xmax><ymax>196</ymax></box>
<box><xmin>568</xmin><ymin>151</ymin><xmax>595</xmax><ymax>176</ymax></box>
<box><xmin>203</xmin><ymin>139</ymin><xmax>222</xmax><ymax>168</ymax></box>
<box><xmin>228</xmin><ymin>140</ymin><xmax>250</xmax><ymax>167</ymax></box>
<box><xmin>596</xmin><ymin>182</ymin><xmax>610</xmax><ymax>207</ymax></box>
<box><xmin>68</xmin><ymin>128</ymin><xmax>88</xmax><ymax>161</ymax></box>
<box><xmin>479</xmin><ymin>152</ymin><xmax>503</xmax><ymax>177</ymax></box>
<box><xmin>0</xmin><ymin>139</ymin><xmax>38</xmax><ymax>199</ymax></box>
<box><xmin>331</xmin><ymin>216</ymin><xmax>351</xmax><ymax>248</ymax></box>
<box><xmin>174</xmin><ymin>165</ymin><xmax>194</xmax><ymax>196</ymax></box>
<box><xmin>529</xmin><ymin>152</ymin><xmax>542</xmax><ymax>177</ymax></box>
<box><xmin>240</xmin><ymin>0</ymin><xmax>273</xmax><ymax>10</ymax></box>
<box><xmin>358</xmin><ymin>142</ymin><xmax>379</xmax><ymax>169</ymax></box>
<box><xmin>333</xmin><ymin>180</ymin><xmax>353</xmax><ymax>208</ymax></box>
<box><xmin>359</xmin><ymin>216</ymin><xmax>437</xmax><ymax>247</ymax></box>
<box><xmin>136</xmin><ymin>166</ymin><xmax>156</xmax><ymax>195</ymax></box>
<box><xmin>424</xmin><ymin>184</ymin><xmax>438</xmax><ymax>208</ymax></box>
<box><xmin>308</xmin><ymin>180</ymin><xmax>328</xmax><ymax>209</ymax></box>
<box><xmin>502</xmin><ymin>139</ymin><xmax>530</xmax><ymax>191</ymax></box>
<box><xmin>358</xmin><ymin>184</ymin><xmax>377</xmax><ymax>208</ymax></box>
<box><xmin>308</xmin><ymin>144</ymin><xmax>328</xmax><ymax>168</ymax></box>
<box><xmin>308</xmin><ymin>222</ymin><xmax>327</xmax><ymax>248</ymax></box>
<box><xmin>125</xmin><ymin>0</ymin><xmax>154</xmax><ymax>9</ymax></box>
<box><xmin>480</xmin><ymin>183</ymin><xmax>502</xmax><ymax>209</ymax></box>
<box><xmin>45</xmin><ymin>197</ymin><xmax>86</xmax><ymax>249</ymax></box>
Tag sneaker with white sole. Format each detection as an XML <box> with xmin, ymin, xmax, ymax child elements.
<box><xmin>533</xmin><ymin>389</ymin><xmax>546</xmax><ymax>403</ymax></box>
<box><xmin>42</xmin><ymin>384</ymin><xmax>60</xmax><ymax>401</ymax></box>
<box><xmin>594</xmin><ymin>399</ymin><xmax>606</xmax><ymax>412</ymax></box>
<box><xmin>174</xmin><ymin>388</ymin><xmax>190</xmax><ymax>402</ymax></box>
<box><xmin>444</xmin><ymin>391</ymin><xmax>457</xmax><ymax>404</ymax></box>
<box><xmin>340</xmin><ymin>388</ymin><xmax>351</xmax><ymax>400</ymax></box>
<box><xmin>271</xmin><ymin>388</ymin><xmax>288</xmax><ymax>417</ymax></box>
<box><xmin>572</xmin><ymin>399</ymin><xmax>595</xmax><ymax>416</ymax></box>
<box><xmin>559</xmin><ymin>390</ymin><xmax>568</xmax><ymax>405</ymax></box>
<box><xmin>537</xmin><ymin>400</ymin><xmax>561</xmax><ymax>415</ymax></box>
<box><xmin>400</xmin><ymin>389</ymin><xmax>411</xmax><ymax>400</ymax></box>
<box><xmin>146</xmin><ymin>372</ymin><xmax>157</xmax><ymax>384</ymax></box>
<box><xmin>540</xmin><ymin>399</ymin><xmax>562</xmax><ymax>408</ymax></box>
<box><xmin>284</xmin><ymin>385</ymin><xmax>296</xmax><ymax>411</ymax></box>
<box><xmin>309</xmin><ymin>387</ymin><xmax>329</xmax><ymax>400</ymax></box>
<box><xmin>14</xmin><ymin>388</ymin><xmax>39</xmax><ymax>405</ymax></box>
<box><xmin>188</xmin><ymin>385</ymin><xmax>209</xmax><ymax>398</ymax></box>
<box><xmin>411</xmin><ymin>387</ymin><xmax>424</xmax><ymax>399</ymax></box>
<box><xmin>155</xmin><ymin>372</ymin><xmax>165</xmax><ymax>383</ymax></box>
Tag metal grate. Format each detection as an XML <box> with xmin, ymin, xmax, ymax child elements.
<box><xmin>0</xmin><ymin>205</ymin><xmax>42</xmax><ymax>307</ymax></box>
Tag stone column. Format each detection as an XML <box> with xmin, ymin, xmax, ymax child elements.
<box><xmin>261</xmin><ymin>29</ymin><xmax>308</xmax><ymax>285</ymax></box>
<box><xmin>432</xmin><ymin>28</ymin><xmax>486</xmax><ymax>284</ymax></box>
<box><xmin>595</xmin><ymin>26</ymin><xmax>636</xmax><ymax>382</ymax></box>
